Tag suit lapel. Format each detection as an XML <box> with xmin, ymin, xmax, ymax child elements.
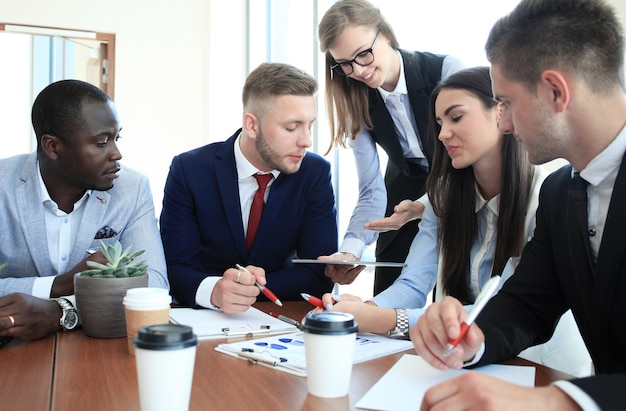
<box><xmin>402</xmin><ymin>50</ymin><xmax>434</xmax><ymax>166</ymax></box>
<box><xmin>72</xmin><ymin>191</ymin><xmax>110</xmax><ymax>259</ymax></box>
<box><xmin>215</xmin><ymin>137</ymin><xmax>248</xmax><ymax>258</ymax></box>
<box><xmin>16</xmin><ymin>155</ymin><xmax>54</xmax><ymax>277</ymax></box>
<box><xmin>257</xmin><ymin>171</ymin><xmax>288</xmax><ymax>248</ymax></box>
<box><xmin>591</xmin><ymin>153</ymin><xmax>626</xmax><ymax>348</ymax></box>
<box><xmin>369</xmin><ymin>88</ymin><xmax>409</xmax><ymax>174</ymax></box>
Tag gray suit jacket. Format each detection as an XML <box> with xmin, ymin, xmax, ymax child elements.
<box><xmin>0</xmin><ymin>153</ymin><xmax>168</xmax><ymax>296</ymax></box>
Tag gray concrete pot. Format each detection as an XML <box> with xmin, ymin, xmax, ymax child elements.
<box><xmin>74</xmin><ymin>273</ymin><xmax>149</xmax><ymax>338</ymax></box>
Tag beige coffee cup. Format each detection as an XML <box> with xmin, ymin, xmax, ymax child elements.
<box><xmin>123</xmin><ymin>287</ymin><xmax>172</xmax><ymax>355</ymax></box>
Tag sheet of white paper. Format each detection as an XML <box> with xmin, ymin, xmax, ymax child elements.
<box><xmin>356</xmin><ymin>354</ymin><xmax>535</xmax><ymax>411</ymax></box>
<box><xmin>169</xmin><ymin>307</ymin><xmax>298</xmax><ymax>339</ymax></box>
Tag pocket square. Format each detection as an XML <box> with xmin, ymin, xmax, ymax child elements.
<box><xmin>94</xmin><ymin>226</ymin><xmax>118</xmax><ymax>239</ymax></box>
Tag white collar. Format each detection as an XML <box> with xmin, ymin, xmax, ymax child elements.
<box><xmin>474</xmin><ymin>182</ymin><xmax>500</xmax><ymax>216</ymax></box>
<box><xmin>234</xmin><ymin>132</ymin><xmax>280</xmax><ymax>180</ymax></box>
<box><xmin>577</xmin><ymin>124</ymin><xmax>626</xmax><ymax>185</ymax></box>
<box><xmin>378</xmin><ymin>50</ymin><xmax>408</xmax><ymax>102</ymax></box>
<box><xmin>37</xmin><ymin>160</ymin><xmax>91</xmax><ymax>211</ymax></box>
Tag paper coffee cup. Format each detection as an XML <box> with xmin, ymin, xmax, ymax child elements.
<box><xmin>301</xmin><ymin>311</ymin><xmax>358</xmax><ymax>398</ymax></box>
<box><xmin>134</xmin><ymin>324</ymin><xmax>198</xmax><ymax>411</ymax></box>
<box><xmin>123</xmin><ymin>287</ymin><xmax>172</xmax><ymax>355</ymax></box>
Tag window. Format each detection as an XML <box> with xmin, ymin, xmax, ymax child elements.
<box><xmin>0</xmin><ymin>24</ymin><xmax>114</xmax><ymax>157</ymax></box>
<box><xmin>247</xmin><ymin>0</ymin><xmax>522</xmax><ymax>298</ymax></box>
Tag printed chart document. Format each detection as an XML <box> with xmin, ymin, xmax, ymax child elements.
<box><xmin>169</xmin><ymin>307</ymin><xmax>298</xmax><ymax>339</ymax></box>
<box><xmin>356</xmin><ymin>354</ymin><xmax>535</xmax><ymax>411</ymax></box>
<box><xmin>215</xmin><ymin>332</ymin><xmax>413</xmax><ymax>377</ymax></box>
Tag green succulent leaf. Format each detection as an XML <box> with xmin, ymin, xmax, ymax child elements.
<box><xmin>80</xmin><ymin>240</ymin><xmax>147</xmax><ymax>278</ymax></box>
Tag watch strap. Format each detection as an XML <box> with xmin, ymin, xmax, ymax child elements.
<box><xmin>387</xmin><ymin>308</ymin><xmax>409</xmax><ymax>338</ymax></box>
<box><xmin>53</xmin><ymin>297</ymin><xmax>78</xmax><ymax>330</ymax></box>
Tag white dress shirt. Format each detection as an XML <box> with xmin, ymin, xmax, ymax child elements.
<box><xmin>32</xmin><ymin>162</ymin><xmax>90</xmax><ymax>299</ymax></box>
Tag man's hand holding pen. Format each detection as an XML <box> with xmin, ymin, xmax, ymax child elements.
<box><xmin>211</xmin><ymin>265</ymin><xmax>265</xmax><ymax>314</ymax></box>
<box><xmin>410</xmin><ymin>296</ymin><xmax>485</xmax><ymax>371</ymax></box>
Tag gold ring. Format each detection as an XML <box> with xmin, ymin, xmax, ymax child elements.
<box><xmin>8</xmin><ymin>315</ymin><xmax>15</xmax><ymax>327</ymax></box>
<box><xmin>236</xmin><ymin>271</ymin><xmax>241</xmax><ymax>283</ymax></box>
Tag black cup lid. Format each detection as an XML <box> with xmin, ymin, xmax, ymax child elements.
<box><xmin>133</xmin><ymin>324</ymin><xmax>198</xmax><ymax>351</ymax></box>
<box><xmin>301</xmin><ymin>312</ymin><xmax>358</xmax><ymax>335</ymax></box>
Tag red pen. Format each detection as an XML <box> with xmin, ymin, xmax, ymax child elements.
<box><xmin>300</xmin><ymin>292</ymin><xmax>324</xmax><ymax>309</ymax></box>
<box><xmin>236</xmin><ymin>264</ymin><xmax>283</xmax><ymax>307</ymax></box>
<box><xmin>443</xmin><ymin>275</ymin><xmax>500</xmax><ymax>357</ymax></box>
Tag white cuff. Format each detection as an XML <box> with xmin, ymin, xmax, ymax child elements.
<box><xmin>32</xmin><ymin>276</ymin><xmax>56</xmax><ymax>299</ymax></box>
<box><xmin>338</xmin><ymin>238</ymin><xmax>366</xmax><ymax>259</ymax></box>
<box><xmin>195</xmin><ymin>276</ymin><xmax>222</xmax><ymax>310</ymax></box>
<box><xmin>552</xmin><ymin>381</ymin><xmax>601</xmax><ymax>411</ymax></box>
<box><xmin>463</xmin><ymin>342</ymin><xmax>485</xmax><ymax>367</ymax></box>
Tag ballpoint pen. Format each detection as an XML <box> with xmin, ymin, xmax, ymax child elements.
<box><xmin>443</xmin><ymin>275</ymin><xmax>501</xmax><ymax>357</ymax></box>
<box><xmin>301</xmin><ymin>292</ymin><xmax>328</xmax><ymax>309</ymax></box>
<box><xmin>235</xmin><ymin>264</ymin><xmax>283</xmax><ymax>307</ymax></box>
<box><xmin>269</xmin><ymin>312</ymin><xmax>301</xmax><ymax>329</ymax></box>
<box><xmin>238</xmin><ymin>350</ymin><xmax>287</xmax><ymax>366</ymax></box>
<box><xmin>331</xmin><ymin>282</ymin><xmax>342</xmax><ymax>301</ymax></box>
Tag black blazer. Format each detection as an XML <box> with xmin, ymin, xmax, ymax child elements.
<box><xmin>475</xmin><ymin>156</ymin><xmax>626</xmax><ymax>409</ymax></box>
<box><xmin>367</xmin><ymin>50</ymin><xmax>444</xmax><ymax>250</ymax></box>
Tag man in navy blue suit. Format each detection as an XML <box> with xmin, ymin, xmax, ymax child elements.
<box><xmin>160</xmin><ymin>63</ymin><xmax>337</xmax><ymax>313</ymax></box>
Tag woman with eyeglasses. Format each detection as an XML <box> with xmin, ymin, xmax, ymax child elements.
<box><xmin>317</xmin><ymin>66</ymin><xmax>592</xmax><ymax>378</ymax></box>
<box><xmin>317</xmin><ymin>0</ymin><xmax>464</xmax><ymax>293</ymax></box>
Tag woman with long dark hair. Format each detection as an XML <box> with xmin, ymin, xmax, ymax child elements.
<box><xmin>322</xmin><ymin>67</ymin><xmax>591</xmax><ymax>377</ymax></box>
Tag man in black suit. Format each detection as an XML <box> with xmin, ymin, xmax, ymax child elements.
<box><xmin>410</xmin><ymin>0</ymin><xmax>626</xmax><ymax>410</ymax></box>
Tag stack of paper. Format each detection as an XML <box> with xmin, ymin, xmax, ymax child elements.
<box><xmin>169</xmin><ymin>307</ymin><xmax>298</xmax><ymax>339</ymax></box>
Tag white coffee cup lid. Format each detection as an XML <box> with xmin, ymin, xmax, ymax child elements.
<box><xmin>123</xmin><ymin>287</ymin><xmax>171</xmax><ymax>309</ymax></box>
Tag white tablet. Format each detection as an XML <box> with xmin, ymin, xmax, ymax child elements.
<box><xmin>292</xmin><ymin>259</ymin><xmax>405</xmax><ymax>268</ymax></box>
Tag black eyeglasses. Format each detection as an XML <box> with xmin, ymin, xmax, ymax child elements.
<box><xmin>330</xmin><ymin>31</ymin><xmax>380</xmax><ymax>77</ymax></box>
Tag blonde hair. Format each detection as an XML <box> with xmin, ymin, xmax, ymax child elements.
<box><xmin>242</xmin><ymin>62</ymin><xmax>318</xmax><ymax>118</ymax></box>
<box><xmin>318</xmin><ymin>0</ymin><xmax>398</xmax><ymax>153</ymax></box>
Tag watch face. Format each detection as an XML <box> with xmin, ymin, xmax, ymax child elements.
<box><xmin>62</xmin><ymin>310</ymin><xmax>79</xmax><ymax>330</ymax></box>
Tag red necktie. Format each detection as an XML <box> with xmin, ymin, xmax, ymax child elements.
<box><xmin>246</xmin><ymin>173</ymin><xmax>274</xmax><ymax>251</ymax></box>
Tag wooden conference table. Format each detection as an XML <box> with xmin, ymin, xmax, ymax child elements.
<box><xmin>0</xmin><ymin>301</ymin><xmax>573</xmax><ymax>411</ymax></box>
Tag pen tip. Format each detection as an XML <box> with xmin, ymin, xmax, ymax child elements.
<box><xmin>275</xmin><ymin>299</ymin><xmax>283</xmax><ymax>307</ymax></box>
<box><xmin>300</xmin><ymin>293</ymin><xmax>309</xmax><ymax>299</ymax></box>
<box><xmin>443</xmin><ymin>344</ymin><xmax>454</xmax><ymax>358</ymax></box>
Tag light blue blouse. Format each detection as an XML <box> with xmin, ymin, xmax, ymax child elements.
<box><xmin>371</xmin><ymin>167</ymin><xmax>547</xmax><ymax>328</ymax></box>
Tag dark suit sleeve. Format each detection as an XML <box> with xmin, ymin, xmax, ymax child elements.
<box><xmin>160</xmin><ymin>154</ymin><xmax>222</xmax><ymax>306</ymax></box>
<box><xmin>473</xmin><ymin>168</ymin><xmax>626</xmax><ymax>410</ymax></box>
<box><xmin>260</xmin><ymin>157</ymin><xmax>337</xmax><ymax>300</ymax></box>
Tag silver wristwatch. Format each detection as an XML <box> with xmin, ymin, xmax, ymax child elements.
<box><xmin>387</xmin><ymin>308</ymin><xmax>409</xmax><ymax>338</ymax></box>
<box><xmin>53</xmin><ymin>297</ymin><xmax>79</xmax><ymax>331</ymax></box>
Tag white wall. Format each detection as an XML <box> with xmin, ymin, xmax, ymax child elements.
<box><xmin>0</xmin><ymin>0</ymin><xmax>246</xmax><ymax>214</ymax></box>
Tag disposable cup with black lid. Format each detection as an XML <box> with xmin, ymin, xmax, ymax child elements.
<box><xmin>133</xmin><ymin>324</ymin><xmax>198</xmax><ymax>411</ymax></box>
<box><xmin>301</xmin><ymin>311</ymin><xmax>358</xmax><ymax>398</ymax></box>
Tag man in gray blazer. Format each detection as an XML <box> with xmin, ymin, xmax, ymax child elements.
<box><xmin>0</xmin><ymin>80</ymin><xmax>168</xmax><ymax>340</ymax></box>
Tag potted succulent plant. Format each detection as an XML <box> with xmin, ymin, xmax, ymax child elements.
<box><xmin>74</xmin><ymin>240</ymin><xmax>149</xmax><ymax>338</ymax></box>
